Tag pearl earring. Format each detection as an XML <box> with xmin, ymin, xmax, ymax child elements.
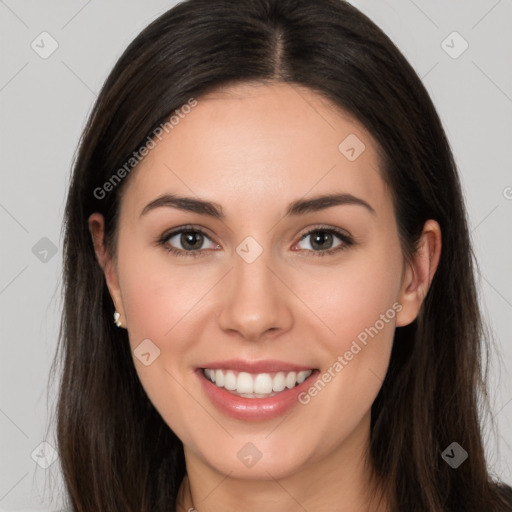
<box><xmin>113</xmin><ymin>311</ymin><xmax>123</xmax><ymax>328</ymax></box>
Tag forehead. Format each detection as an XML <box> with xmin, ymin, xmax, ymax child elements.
<box><xmin>121</xmin><ymin>81</ymin><xmax>389</xmax><ymax>219</ymax></box>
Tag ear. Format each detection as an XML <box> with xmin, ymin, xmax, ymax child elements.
<box><xmin>88</xmin><ymin>213</ymin><xmax>126</xmax><ymax>328</ymax></box>
<box><xmin>395</xmin><ymin>219</ymin><xmax>442</xmax><ymax>327</ymax></box>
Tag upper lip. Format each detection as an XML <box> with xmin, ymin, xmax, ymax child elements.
<box><xmin>198</xmin><ymin>359</ymin><xmax>316</xmax><ymax>374</ymax></box>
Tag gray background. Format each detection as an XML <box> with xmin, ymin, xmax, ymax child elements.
<box><xmin>0</xmin><ymin>0</ymin><xmax>510</xmax><ymax>509</ymax></box>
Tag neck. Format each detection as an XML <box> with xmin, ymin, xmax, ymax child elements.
<box><xmin>176</xmin><ymin>413</ymin><xmax>390</xmax><ymax>512</ymax></box>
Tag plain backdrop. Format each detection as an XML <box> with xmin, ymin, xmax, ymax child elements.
<box><xmin>0</xmin><ymin>0</ymin><xmax>511</xmax><ymax>509</ymax></box>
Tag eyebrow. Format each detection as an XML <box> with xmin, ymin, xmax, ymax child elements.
<box><xmin>139</xmin><ymin>192</ymin><xmax>376</xmax><ymax>219</ymax></box>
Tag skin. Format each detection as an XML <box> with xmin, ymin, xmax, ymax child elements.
<box><xmin>89</xmin><ymin>82</ymin><xmax>441</xmax><ymax>512</ymax></box>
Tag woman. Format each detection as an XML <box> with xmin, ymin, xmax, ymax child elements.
<box><xmin>50</xmin><ymin>0</ymin><xmax>512</xmax><ymax>510</ymax></box>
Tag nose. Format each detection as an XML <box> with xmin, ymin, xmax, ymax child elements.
<box><xmin>217</xmin><ymin>246</ymin><xmax>293</xmax><ymax>342</ymax></box>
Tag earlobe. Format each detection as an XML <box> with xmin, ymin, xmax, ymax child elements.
<box><xmin>88</xmin><ymin>213</ymin><xmax>126</xmax><ymax>327</ymax></box>
<box><xmin>395</xmin><ymin>219</ymin><xmax>442</xmax><ymax>327</ymax></box>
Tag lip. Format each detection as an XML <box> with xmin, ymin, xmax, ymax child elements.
<box><xmin>196</xmin><ymin>360</ymin><xmax>318</xmax><ymax>422</ymax></box>
<box><xmin>199</xmin><ymin>359</ymin><xmax>315</xmax><ymax>374</ymax></box>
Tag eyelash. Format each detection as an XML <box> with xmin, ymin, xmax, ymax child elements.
<box><xmin>156</xmin><ymin>224</ymin><xmax>354</xmax><ymax>258</ymax></box>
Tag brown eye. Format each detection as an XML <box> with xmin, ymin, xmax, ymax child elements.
<box><xmin>172</xmin><ymin>230</ymin><xmax>206</xmax><ymax>251</ymax></box>
<box><xmin>158</xmin><ymin>226</ymin><xmax>219</xmax><ymax>257</ymax></box>
<box><xmin>296</xmin><ymin>227</ymin><xmax>353</xmax><ymax>256</ymax></box>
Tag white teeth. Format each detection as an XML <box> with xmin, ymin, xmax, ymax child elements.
<box><xmin>203</xmin><ymin>368</ymin><xmax>313</xmax><ymax>397</ymax></box>
<box><xmin>296</xmin><ymin>370</ymin><xmax>310</xmax><ymax>384</ymax></box>
<box><xmin>237</xmin><ymin>372</ymin><xmax>253</xmax><ymax>394</ymax></box>
<box><xmin>254</xmin><ymin>373</ymin><xmax>273</xmax><ymax>394</ymax></box>
<box><xmin>224</xmin><ymin>370</ymin><xmax>237</xmax><ymax>391</ymax></box>
<box><xmin>273</xmin><ymin>372</ymin><xmax>286</xmax><ymax>392</ymax></box>
<box><xmin>285</xmin><ymin>371</ymin><xmax>297</xmax><ymax>389</ymax></box>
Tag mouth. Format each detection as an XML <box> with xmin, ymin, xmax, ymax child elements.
<box><xmin>202</xmin><ymin>368</ymin><xmax>314</xmax><ymax>398</ymax></box>
<box><xmin>196</xmin><ymin>361</ymin><xmax>319</xmax><ymax>421</ymax></box>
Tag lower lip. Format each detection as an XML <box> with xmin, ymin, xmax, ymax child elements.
<box><xmin>196</xmin><ymin>369</ymin><xmax>318</xmax><ymax>421</ymax></box>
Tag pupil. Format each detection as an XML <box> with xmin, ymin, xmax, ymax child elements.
<box><xmin>311</xmin><ymin>231</ymin><xmax>332</xmax><ymax>250</ymax></box>
<box><xmin>182</xmin><ymin>232</ymin><xmax>203</xmax><ymax>250</ymax></box>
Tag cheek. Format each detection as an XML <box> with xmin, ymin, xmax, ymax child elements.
<box><xmin>117</xmin><ymin>239</ymin><xmax>212</xmax><ymax>346</ymax></box>
<box><xmin>337</xmin><ymin>256</ymin><xmax>401</xmax><ymax>347</ymax></box>
<box><xmin>296</xmin><ymin>238</ymin><xmax>403</xmax><ymax>353</ymax></box>
<box><xmin>293</xmin><ymin>240</ymin><xmax>402</xmax><ymax>415</ymax></box>
<box><xmin>117</xmin><ymin>256</ymin><xmax>211</xmax><ymax>445</ymax></box>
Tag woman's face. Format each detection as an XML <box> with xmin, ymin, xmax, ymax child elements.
<box><xmin>91</xmin><ymin>82</ymin><xmax>426</xmax><ymax>481</ymax></box>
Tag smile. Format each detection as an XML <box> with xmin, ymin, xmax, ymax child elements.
<box><xmin>196</xmin><ymin>361</ymin><xmax>319</xmax><ymax>421</ymax></box>
<box><xmin>202</xmin><ymin>368</ymin><xmax>313</xmax><ymax>398</ymax></box>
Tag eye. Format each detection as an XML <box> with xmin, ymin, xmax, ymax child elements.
<box><xmin>157</xmin><ymin>226</ymin><xmax>219</xmax><ymax>258</ymax></box>
<box><xmin>157</xmin><ymin>225</ymin><xmax>354</xmax><ymax>258</ymax></box>
<box><xmin>294</xmin><ymin>226</ymin><xmax>353</xmax><ymax>256</ymax></box>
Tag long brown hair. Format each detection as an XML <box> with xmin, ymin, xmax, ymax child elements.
<box><xmin>48</xmin><ymin>0</ymin><xmax>512</xmax><ymax>509</ymax></box>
